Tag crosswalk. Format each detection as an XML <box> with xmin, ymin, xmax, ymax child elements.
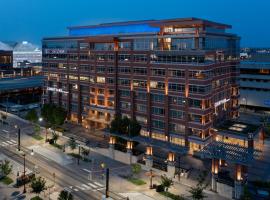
<box><xmin>1</xmin><ymin>139</ymin><xmax>17</xmax><ymax>147</ymax></box>
<box><xmin>64</xmin><ymin>181</ymin><xmax>105</xmax><ymax>193</ymax></box>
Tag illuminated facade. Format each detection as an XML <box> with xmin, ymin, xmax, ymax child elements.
<box><xmin>42</xmin><ymin>18</ymin><xmax>240</xmax><ymax>152</ymax></box>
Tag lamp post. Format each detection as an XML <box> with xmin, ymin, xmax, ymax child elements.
<box><xmin>77</xmin><ymin>145</ymin><xmax>81</xmax><ymax>165</ymax></box>
<box><xmin>20</xmin><ymin>149</ymin><xmax>34</xmax><ymax>194</ymax></box>
<box><xmin>15</xmin><ymin>125</ymin><xmax>21</xmax><ymax>152</ymax></box>
<box><xmin>22</xmin><ymin>153</ymin><xmax>26</xmax><ymax>193</ymax></box>
<box><xmin>145</xmin><ymin>169</ymin><xmax>155</xmax><ymax>189</ymax></box>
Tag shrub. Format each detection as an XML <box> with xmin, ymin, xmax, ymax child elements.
<box><xmin>156</xmin><ymin>184</ymin><xmax>165</xmax><ymax>192</ymax></box>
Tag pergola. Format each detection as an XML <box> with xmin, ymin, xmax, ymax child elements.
<box><xmin>199</xmin><ymin>141</ymin><xmax>261</xmax><ymax>165</ymax></box>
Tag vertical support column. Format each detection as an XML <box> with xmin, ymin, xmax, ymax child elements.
<box><xmin>167</xmin><ymin>152</ymin><xmax>175</xmax><ymax>178</ymax></box>
<box><xmin>126</xmin><ymin>141</ymin><xmax>133</xmax><ymax>165</ymax></box>
<box><xmin>234</xmin><ymin>164</ymin><xmax>243</xmax><ymax>200</ymax></box>
<box><xmin>109</xmin><ymin>136</ymin><xmax>115</xmax><ymax>159</ymax></box>
<box><xmin>211</xmin><ymin>159</ymin><xmax>219</xmax><ymax>192</ymax></box>
<box><xmin>145</xmin><ymin>146</ymin><xmax>153</xmax><ymax>170</ymax></box>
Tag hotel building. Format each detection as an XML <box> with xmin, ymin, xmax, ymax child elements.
<box><xmin>42</xmin><ymin>18</ymin><xmax>240</xmax><ymax>152</ymax></box>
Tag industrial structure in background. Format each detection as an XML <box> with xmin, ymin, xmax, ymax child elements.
<box><xmin>240</xmin><ymin>48</ymin><xmax>270</xmax><ymax>111</ymax></box>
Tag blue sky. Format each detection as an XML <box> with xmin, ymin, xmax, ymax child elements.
<box><xmin>0</xmin><ymin>0</ymin><xmax>269</xmax><ymax>47</ymax></box>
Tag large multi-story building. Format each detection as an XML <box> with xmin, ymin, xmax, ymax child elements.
<box><xmin>240</xmin><ymin>50</ymin><xmax>270</xmax><ymax>111</ymax></box>
<box><xmin>42</xmin><ymin>18</ymin><xmax>240</xmax><ymax>152</ymax></box>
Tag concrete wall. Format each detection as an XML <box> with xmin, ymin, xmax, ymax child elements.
<box><xmin>217</xmin><ymin>181</ymin><xmax>233</xmax><ymax>199</ymax></box>
<box><xmin>90</xmin><ymin>147</ymin><xmax>141</xmax><ymax>165</ymax></box>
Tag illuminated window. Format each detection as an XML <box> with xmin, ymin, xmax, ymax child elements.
<box><xmin>97</xmin><ymin>76</ymin><xmax>105</xmax><ymax>83</ymax></box>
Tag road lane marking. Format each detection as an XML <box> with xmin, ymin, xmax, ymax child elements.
<box><xmin>6</xmin><ymin>141</ymin><xmax>14</xmax><ymax>144</ymax></box>
<box><xmin>11</xmin><ymin>139</ymin><xmax>17</xmax><ymax>143</ymax></box>
<box><xmin>81</xmin><ymin>184</ymin><xmax>91</xmax><ymax>190</ymax></box>
<box><xmin>94</xmin><ymin>181</ymin><xmax>104</xmax><ymax>187</ymax></box>
<box><xmin>3</xmin><ymin>130</ymin><xmax>8</xmax><ymax>133</ymax></box>
<box><xmin>82</xmin><ymin>168</ymin><xmax>91</xmax><ymax>173</ymax></box>
<box><xmin>87</xmin><ymin>182</ymin><xmax>98</xmax><ymax>188</ymax></box>
<box><xmin>76</xmin><ymin>185</ymin><xmax>86</xmax><ymax>190</ymax></box>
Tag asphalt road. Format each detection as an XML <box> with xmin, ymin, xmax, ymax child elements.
<box><xmin>0</xmin><ymin>133</ymin><xmax>104</xmax><ymax>200</ymax></box>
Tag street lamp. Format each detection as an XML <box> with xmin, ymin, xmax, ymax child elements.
<box><xmin>38</xmin><ymin>117</ymin><xmax>43</xmax><ymax>122</ymax></box>
<box><xmin>145</xmin><ymin>169</ymin><xmax>156</xmax><ymax>189</ymax></box>
<box><xmin>77</xmin><ymin>145</ymin><xmax>81</xmax><ymax>165</ymax></box>
<box><xmin>19</xmin><ymin>149</ymin><xmax>34</xmax><ymax>193</ymax></box>
<box><xmin>15</xmin><ymin>125</ymin><xmax>21</xmax><ymax>152</ymax></box>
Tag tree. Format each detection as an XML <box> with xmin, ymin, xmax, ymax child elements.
<box><xmin>26</xmin><ymin>109</ymin><xmax>38</xmax><ymax>123</ymax></box>
<box><xmin>68</xmin><ymin>137</ymin><xmax>77</xmax><ymax>151</ymax></box>
<box><xmin>241</xmin><ymin>185</ymin><xmax>252</xmax><ymax>200</ymax></box>
<box><xmin>129</xmin><ymin>119</ymin><xmax>141</xmax><ymax>137</ymax></box>
<box><xmin>0</xmin><ymin>160</ymin><xmax>12</xmax><ymax>177</ymax></box>
<box><xmin>34</xmin><ymin>124</ymin><xmax>41</xmax><ymax>135</ymax></box>
<box><xmin>131</xmin><ymin>164</ymin><xmax>141</xmax><ymax>178</ymax></box>
<box><xmin>58</xmin><ymin>190</ymin><xmax>73</xmax><ymax>200</ymax></box>
<box><xmin>81</xmin><ymin>147</ymin><xmax>90</xmax><ymax>160</ymax></box>
<box><xmin>110</xmin><ymin>116</ymin><xmax>141</xmax><ymax>137</ymax></box>
<box><xmin>160</xmin><ymin>175</ymin><xmax>173</xmax><ymax>192</ymax></box>
<box><xmin>52</xmin><ymin>133</ymin><xmax>59</xmax><ymax>144</ymax></box>
<box><xmin>41</xmin><ymin>104</ymin><xmax>67</xmax><ymax>129</ymax></box>
<box><xmin>189</xmin><ymin>171</ymin><xmax>208</xmax><ymax>200</ymax></box>
<box><xmin>31</xmin><ymin>176</ymin><xmax>46</xmax><ymax>196</ymax></box>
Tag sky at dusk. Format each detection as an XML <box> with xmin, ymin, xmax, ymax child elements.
<box><xmin>0</xmin><ymin>0</ymin><xmax>269</xmax><ymax>47</ymax></box>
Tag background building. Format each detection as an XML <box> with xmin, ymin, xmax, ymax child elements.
<box><xmin>240</xmin><ymin>49</ymin><xmax>270</xmax><ymax>111</ymax></box>
<box><xmin>13</xmin><ymin>41</ymin><xmax>42</xmax><ymax>68</ymax></box>
<box><xmin>43</xmin><ymin>17</ymin><xmax>240</xmax><ymax>152</ymax></box>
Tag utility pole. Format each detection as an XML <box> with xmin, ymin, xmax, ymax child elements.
<box><xmin>105</xmin><ymin>168</ymin><xmax>109</xmax><ymax>198</ymax></box>
<box><xmin>77</xmin><ymin>145</ymin><xmax>81</xmax><ymax>165</ymax></box>
<box><xmin>23</xmin><ymin>153</ymin><xmax>26</xmax><ymax>193</ymax></box>
<box><xmin>17</xmin><ymin>127</ymin><xmax>21</xmax><ymax>151</ymax></box>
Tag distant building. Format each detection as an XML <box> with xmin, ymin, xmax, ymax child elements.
<box><xmin>240</xmin><ymin>51</ymin><xmax>270</xmax><ymax>111</ymax></box>
<box><xmin>13</xmin><ymin>41</ymin><xmax>42</xmax><ymax>68</ymax></box>
<box><xmin>0</xmin><ymin>41</ymin><xmax>42</xmax><ymax>78</ymax></box>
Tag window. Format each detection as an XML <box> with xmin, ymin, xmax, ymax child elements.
<box><xmin>150</xmin><ymin>81</ymin><xmax>165</xmax><ymax>89</ymax></box>
<box><xmin>168</xmin><ymin>69</ymin><xmax>185</xmax><ymax>78</ymax></box>
<box><xmin>152</xmin><ymin>93</ymin><xmax>164</xmax><ymax>102</ymax></box>
<box><xmin>170</xmin><ymin>110</ymin><xmax>184</xmax><ymax>119</ymax></box>
<box><xmin>119</xmin><ymin>90</ymin><xmax>130</xmax><ymax>97</ymax></box>
<box><xmin>118</xmin><ymin>79</ymin><xmax>130</xmax><ymax>86</ymax></box>
<box><xmin>151</xmin><ymin>68</ymin><xmax>165</xmax><ymax>76</ymax></box>
<box><xmin>134</xmin><ymin>54</ymin><xmax>148</xmax><ymax>62</ymax></box>
<box><xmin>133</xmin><ymin>67</ymin><xmax>147</xmax><ymax>75</ymax></box>
<box><xmin>137</xmin><ymin>104</ymin><xmax>147</xmax><ymax>113</ymax></box>
<box><xmin>96</xmin><ymin>66</ymin><xmax>106</xmax><ymax>73</ymax></box>
<box><xmin>118</xmin><ymin>67</ymin><xmax>131</xmax><ymax>74</ymax></box>
<box><xmin>120</xmin><ymin>102</ymin><xmax>130</xmax><ymax>110</ymax></box>
<box><xmin>189</xmin><ymin>99</ymin><xmax>201</xmax><ymax>108</ymax></box>
<box><xmin>152</xmin><ymin>107</ymin><xmax>165</xmax><ymax>115</ymax></box>
<box><xmin>107</xmin><ymin>77</ymin><xmax>114</xmax><ymax>84</ymax></box>
<box><xmin>189</xmin><ymin>114</ymin><xmax>202</xmax><ymax>123</ymax></box>
<box><xmin>118</xmin><ymin>54</ymin><xmax>131</xmax><ymax>61</ymax></box>
<box><xmin>97</xmin><ymin>76</ymin><xmax>105</xmax><ymax>83</ymax></box>
<box><xmin>169</xmin><ymin>96</ymin><xmax>184</xmax><ymax>105</ymax></box>
<box><xmin>152</xmin><ymin>120</ymin><xmax>165</xmax><ymax>130</ymax></box>
<box><xmin>168</xmin><ymin>83</ymin><xmax>185</xmax><ymax>92</ymax></box>
<box><xmin>189</xmin><ymin>85</ymin><xmax>211</xmax><ymax>94</ymax></box>
<box><xmin>133</xmin><ymin>80</ymin><xmax>147</xmax><ymax>88</ymax></box>
<box><xmin>170</xmin><ymin>123</ymin><xmax>185</xmax><ymax>133</ymax></box>
<box><xmin>136</xmin><ymin>92</ymin><xmax>147</xmax><ymax>100</ymax></box>
<box><xmin>108</xmin><ymin>67</ymin><xmax>114</xmax><ymax>73</ymax></box>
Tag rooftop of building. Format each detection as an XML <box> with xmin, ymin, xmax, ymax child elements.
<box><xmin>215</xmin><ymin>120</ymin><xmax>260</xmax><ymax>138</ymax></box>
<box><xmin>64</xmin><ymin>17</ymin><xmax>232</xmax><ymax>37</ymax></box>
<box><xmin>68</xmin><ymin>17</ymin><xmax>231</xmax><ymax>30</ymax></box>
<box><xmin>0</xmin><ymin>75</ymin><xmax>44</xmax><ymax>92</ymax></box>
